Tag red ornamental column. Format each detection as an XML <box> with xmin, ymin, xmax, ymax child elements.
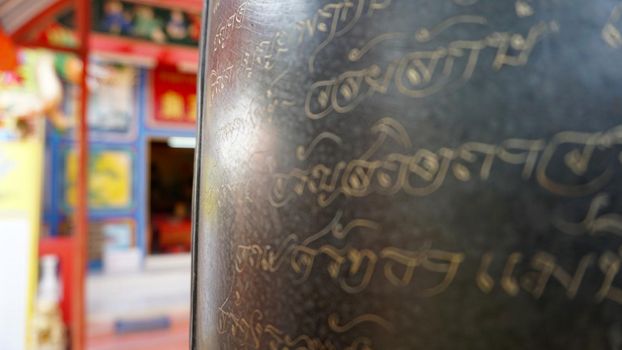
<box><xmin>72</xmin><ymin>0</ymin><xmax>90</xmax><ymax>348</ymax></box>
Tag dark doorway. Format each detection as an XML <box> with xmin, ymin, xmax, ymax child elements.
<box><xmin>148</xmin><ymin>139</ymin><xmax>194</xmax><ymax>255</ymax></box>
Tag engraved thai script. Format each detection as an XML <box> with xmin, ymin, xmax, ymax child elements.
<box><xmin>237</xmin><ymin>227</ymin><xmax>622</xmax><ymax>305</ymax></box>
<box><xmin>296</xmin><ymin>0</ymin><xmax>394</xmax><ymax>72</ymax></box>
<box><xmin>235</xmin><ymin>212</ymin><xmax>464</xmax><ymax>295</ymax></box>
<box><xmin>270</xmin><ymin>118</ymin><xmax>622</xmax><ymax>208</ymax></box>
<box><xmin>209</xmin><ymin>64</ymin><xmax>235</xmax><ymax>100</ymax></box>
<box><xmin>328</xmin><ymin>313</ymin><xmax>395</xmax><ymax>333</ymax></box>
<box><xmin>241</xmin><ymin>31</ymin><xmax>292</xmax><ymax>79</ymax></box>
<box><xmin>235</xmin><ymin>211</ymin><xmax>380</xmax><ymax>277</ymax></box>
<box><xmin>209</xmin><ymin>30</ymin><xmax>295</xmax><ymax>106</ymax></box>
<box><xmin>554</xmin><ymin>193</ymin><xmax>622</xmax><ymax>237</ymax></box>
<box><xmin>305</xmin><ymin>22</ymin><xmax>557</xmax><ymax>120</ymax></box>
<box><xmin>217</xmin><ymin>300</ymin><xmax>376</xmax><ymax>350</ymax></box>
<box><xmin>213</xmin><ymin>2</ymin><xmax>248</xmax><ymax>52</ymax></box>
<box><xmin>297</xmin><ymin>132</ymin><xmax>344</xmax><ymax>161</ymax></box>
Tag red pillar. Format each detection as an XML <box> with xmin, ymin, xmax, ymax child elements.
<box><xmin>72</xmin><ymin>0</ymin><xmax>90</xmax><ymax>348</ymax></box>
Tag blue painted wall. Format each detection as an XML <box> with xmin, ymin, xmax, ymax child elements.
<box><xmin>43</xmin><ymin>67</ymin><xmax>196</xmax><ymax>268</ymax></box>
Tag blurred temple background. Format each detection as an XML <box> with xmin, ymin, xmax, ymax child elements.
<box><xmin>0</xmin><ymin>1</ymin><xmax>203</xmax><ymax>349</ymax></box>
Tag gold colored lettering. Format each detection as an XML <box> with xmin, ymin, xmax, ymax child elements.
<box><xmin>596</xmin><ymin>251</ymin><xmax>622</xmax><ymax>304</ymax></box>
<box><xmin>603</xmin><ymin>3</ymin><xmax>622</xmax><ymax>48</ymax></box>
<box><xmin>476</xmin><ymin>252</ymin><xmax>495</xmax><ymax>293</ymax></box>
<box><xmin>418</xmin><ymin>249</ymin><xmax>465</xmax><ymax>297</ymax></box>
<box><xmin>297</xmin><ymin>132</ymin><xmax>344</xmax><ymax>161</ymax></box>
<box><xmin>501</xmin><ymin>252</ymin><xmax>522</xmax><ymax>296</ymax></box>
<box><xmin>328</xmin><ymin>312</ymin><xmax>395</xmax><ymax>333</ymax></box>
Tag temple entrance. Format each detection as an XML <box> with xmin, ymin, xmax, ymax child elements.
<box><xmin>147</xmin><ymin>138</ymin><xmax>194</xmax><ymax>255</ymax></box>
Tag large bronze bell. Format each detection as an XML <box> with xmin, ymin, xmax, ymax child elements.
<box><xmin>191</xmin><ymin>1</ymin><xmax>622</xmax><ymax>348</ymax></box>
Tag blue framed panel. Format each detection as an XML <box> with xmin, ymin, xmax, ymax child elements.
<box><xmin>43</xmin><ymin>66</ymin><xmax>197</xmax><ymax>259</ymax></box>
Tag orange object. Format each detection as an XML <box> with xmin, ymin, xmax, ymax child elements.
<box><xmin>0</xmin><ymin>26</ymin><xmax>18</xmax><ymax>71</ymax></box>
<box><xmin>153</xmin><ymin>216</ymin><xmax>192</xmax><ymax>252</ymax></box>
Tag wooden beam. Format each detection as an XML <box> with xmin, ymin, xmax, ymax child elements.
<box><xmin>72</xmin><ymin>0</ymin><xmax>90</xmax><ymax>348</ymax></box>
<box><xmin>10</xmin><ymin>0</ymin><xmax>72</xmax><ymax>43</ymax></box>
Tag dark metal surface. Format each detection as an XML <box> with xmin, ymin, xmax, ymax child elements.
<box><xmin>192</xmin><ymin>1</ymin><xmax>622</xmax><ymax>349</ymax></box>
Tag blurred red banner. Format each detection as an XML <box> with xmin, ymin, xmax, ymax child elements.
<box><xmin>152</xmin><ymin>67</ymin><xmax>197</xmax><ymax>127</ymax></box>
